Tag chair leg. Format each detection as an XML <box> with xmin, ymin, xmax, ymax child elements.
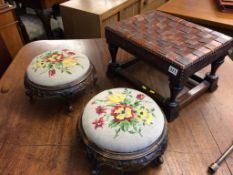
<box><xmin>35</xmin><ymin>9</ymin><xmax>53</xmax><ymax>39</ymax></box>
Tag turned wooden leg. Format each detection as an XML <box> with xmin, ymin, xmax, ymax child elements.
<box><xmin>165</xmin><ymin>79</ymin><xmax>184</xmax><ymax>121</ymax></box>
<box><xmin>205</xmin><ymin>57</ymin><xmax>225</xmax><ymax>92</ymax></box>
<box><xmin>107</xmin><ymin>44</ymin><xmax>119</xmax><ymax>77</ymax></box>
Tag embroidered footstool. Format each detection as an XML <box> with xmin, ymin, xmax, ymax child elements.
<box><xmin>24</xmin><ymin>49</ymin><xmax>96</xmax><ymax>110</ymax></box>
<box><xmin>105</xmin><ymin>10</ymin><xmax>233</xmax><ymax>121</ymax></box>
<box><xmin>79</xmin><ymin>88</ymin><xmax>167</xmax><ymax>175</ymax></box>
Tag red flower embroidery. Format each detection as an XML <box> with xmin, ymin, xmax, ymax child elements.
<box><xmin>96</xmin><ymin>106</ymin><xmax>106</xmax><ymax>115</ymax></box>
<box><xmin>48</xmin><ymin>69</ymin><xmax>56</xmax><ymax>77</ymax></box>
<box><xmin>136</xmin><ymin>94</ymin><xmax>145</xmax><ymax>100</ymax></box>
<box><xmin>46</xmin><ymin>53</ymin><xmax>64</xmax><ymax>63</ymax></box>
<box><xmin>92</xmin><ymin>117</ymin><xmax>104</xmax><ymax>129</ymax></box>
<box><xmin>111</xmin><ymin>105</ymin><xmax>136</xmax><ymax>122</ymax></box>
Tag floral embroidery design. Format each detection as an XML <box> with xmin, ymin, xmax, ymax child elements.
<box><xmin>92</xmin><ymin>117</ymin><xmax>105</xmax><ymax>129</ymax></box>
<box><xmin>32</xmin><ymin>49</ymin><xmax>83</xmax><ymax>77</ymax></box>
<box><xmin>92</xmin><ymin>89</ymin><xmax>156</xmax><ymax>138</ymax></box>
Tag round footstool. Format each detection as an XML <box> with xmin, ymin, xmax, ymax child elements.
<box><xmin>24</xmin><ymin>49</ymin><xmax>96</xmax><ymax>110</ymax></box>
<box><xmin>79</xmin><ymin>88</ymin><xmax>167</xmax><ymax>175</ymax></box>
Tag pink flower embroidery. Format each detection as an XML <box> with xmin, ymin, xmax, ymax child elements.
<box><xmin>67</xmin><ymin>51</ymin><xmax>76</xmax><ymax>55</ymax></box>
<box><xmin>92</xmin><ymin>117</ymin><xmax>104</xmax><ymax>129</ymax></box>
<box><xmin>136</xmin><ymin>94</ymin><xmax>145</xmax><ymax>100</ymax></box>
<box><xmin>62</xmin><ymin>49</ymin><xmax>76</xmax><ymax>55</ymax></box>
<box><xmin>96</xmin><ymin>106</ymin><xmax>107</xmax><ymax>115</ymax></box>
<box><xmin>48</xmin><ymin>69</ymin><xmax>56</xmax><ymax>77</ymax></box>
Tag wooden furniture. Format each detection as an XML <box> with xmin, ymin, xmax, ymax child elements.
<box><xmin>16</xmin><ymin>0</ymin><xmax>67</xmax><ymax>9</ymax></box>
<box><xmin>15</xmin><ymin>0</ymin><xmax>67</xmax><ymax>38</ymax></box>
<box><xmin>0</xmin><ymin>0</ymin><xmax>4</xmax><ymax>6</ymax></box>
<box><xmin>60</xmin><ymin>0</ymin><xmax>167</xmax><ymax>39</ymax></box>
<box><xmin>0</xmin><ymin>35</ymin><xmax>11</xmax><ymax>77</ymax></box>
<box><xmin>157</xmin><ymin>0</ymin><xmax>233</xmax><ymax>31</ymax></box>
<box><xmin>215</xmin><ymin>0</ymin><xmax>233</xmax><ymax>12</ymax></box>
<box><xmin>105</xmin><ymin>11</ymin><xmax>233</xmax><ymax>121</ymax></box>
<box><xmin>1</xmin><ymin>39</ymin><xmax>233</xmax><ymax>175</ymax></box>
<box><xmin>24</xmin><ymin>49</ymin><xmax>96</xmax><ymax>111</ymax></box>
<box><xmin>79</xmin><ymin>88</ymin><xmax>167</xmax><ymax>174</ymax></box>
<box><xmin>60</xmin><ymin>0</ymin><xmax>141</xmax><ymax>39</ymax></box>
<box><xmin>0</xmin><ymin>4</ymin><xmax>23</xmax><ymax>58</ymax></box>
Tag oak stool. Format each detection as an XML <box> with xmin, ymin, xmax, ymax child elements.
<box><xmin>105</xmin><ymin>10</ymin><xmax>233</xmax><ymax>121</ymax></box>
<box><xmin>79</xmin><ymin>88</ymin><xmax>167</xmax><ymax>175</ymax></box>
<box><xmin>24</xmin><ymin>49</ymin><xmax>96</xmax><ymax>110</ymax></box>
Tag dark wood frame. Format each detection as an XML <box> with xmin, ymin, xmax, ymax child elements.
<box><xmin>105</xmin><ymin>30</ymin><xmax>232</xmax><ymax>121</ymax></box>
<box><xmin>24</xmin><ymin>63</ymin><xmax>97</xmax><ymax>111</ymax></box>
<box><xmin>79</xmin><ymin>117</ymin><xmax>168</xmax><ymax>175</ymax></box>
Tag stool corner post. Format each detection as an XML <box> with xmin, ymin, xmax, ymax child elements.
<box><xmin>205</xmin><ymin>56</ymin><xmax>225</xmax><ymax>92</ymax></box>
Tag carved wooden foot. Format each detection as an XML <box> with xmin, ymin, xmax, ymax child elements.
<box><xmin>25</xmin><ymin>89</ymin><xmax>34</xmax><ymax>102</ymax></box>
<box><xmin>91</xmin><ymin>162</ymin><xmax>101</xmax><ymax>175</ymax></box>
<box><xmin>64</xmin><ymin>96</ymin><xmax>74</xmax><ymax>112</ymax></box>
<box><xmin>153</xmin><ymin>155</ymin><xmax>164</xmax><ymax>166</ymax></box>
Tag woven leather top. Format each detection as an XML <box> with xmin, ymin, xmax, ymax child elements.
<box><xmin>106</xmin><ymin>11</ymin><xmax>233</xmax><ymax>69</ymax></box>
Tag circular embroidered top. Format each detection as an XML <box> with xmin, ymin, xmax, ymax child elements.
<box><xmin>26</xmin><ymin>49</ymin><xmax>90</xmax><ymax>87</ymax></box>
<box><xmin>81</xmin><ymin>88</ymin><xmax>165</xmax><ymax>153</ymax></box>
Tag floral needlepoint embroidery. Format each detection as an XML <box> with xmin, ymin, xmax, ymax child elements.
<box><xmin>91</xmin><ymin>89</ymin><xmax>156</xmax><ymax>138</ymax></box>
<box><xmin>92</xmin><ymin>117</ymin><xmax>105</xmax><ymax>129</ymax></box>
<box><xmin>111</xmin><ymin>105</ymin><xmax>136</xmax><ymax>122</ymax></box>
<box><xmin>48</xmin><ymin>69</ymin><xmax>56</xmax><ymax>77</ymax></box>
<box><xmin>136</xmin><ymin>94</ymin><xmax>145</xmax><ymax>100</ymax></box>
<box><xmin>32</xmin><ymin>50</ymin><xmax>83</xmax><ymax>77</ymax></box>
<box><xmin>96</xmin><ymin>106</ymin><xmax>106</xmax><ymax>115</ymax></box>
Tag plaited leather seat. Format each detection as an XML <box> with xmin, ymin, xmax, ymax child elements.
<box><xmin>105</xmin><ymin>10</ymin><xmax>233</xmax><ymax>121</ymax></box>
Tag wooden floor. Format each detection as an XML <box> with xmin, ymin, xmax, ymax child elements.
<box><xmin>0</xmin><ymin>39</ymin><xmax>232</xmax><ymax>175</ymax></box>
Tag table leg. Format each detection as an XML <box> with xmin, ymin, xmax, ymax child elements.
<box><xmin>35</xmin><ymin>9</ymin><xmax>53</xmax><ymax>39</ymax></box>
<box><xmin>165</xmin><ymin>78</ymin><xmax>184</xmax><ymax>121</ymax></box>
<box><xmin>205</xmin><ymin>56</ymin><xmax>225</xmax><ymax>92</ymax></box>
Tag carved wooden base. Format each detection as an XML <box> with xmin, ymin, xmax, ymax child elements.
<box><xmin>79</xmin><ymin>121</ymin><xmax>168</xmax><ymax>175</ymax></box>
<box><xmin>24</xmin><ymin>64</ymin><xmax>97</xmax><ymax>111</ymax></box>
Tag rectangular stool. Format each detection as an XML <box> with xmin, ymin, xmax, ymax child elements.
<box><xmin>105</xmin><ymin>10</ymin><xmax>233</xmax><ymax>121</ymax></box>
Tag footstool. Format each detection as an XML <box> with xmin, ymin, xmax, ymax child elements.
<box><xmin>79</xmin><ymin>88</ymin><xmax>167</xmax><ymax>175</ymax></box>
<box><xmin>105</xmin><ymin>10</ymin><xmax>233</xmax><ymax>121</ymax></box>
<box><xmin>24</xmin><ymin>49</ymin><xmax>96</xmax><ymax>110</ymax></box>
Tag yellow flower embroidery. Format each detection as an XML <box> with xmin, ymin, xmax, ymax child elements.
<box><xmin>111</xmin><ymin>105</ymin><xmax>136</xmax><ymax>122</ymax></box>
<box><xmin>107</xmin><ymin>93</ymin><xmax>125</xmax><ymax>103</ymax></box>
<box><xmin>33</xmin><ymin>60</ymin><xmax>45</xmax><ymax>69</ymax></box>
<box><xmin>62</xmin><ymin>57</ymin><xmax>77</xmax><ymax>67</ymax></box>
<box><xmin>137</xmin><ymin>108</ymin><xmax>154</xmax><ymax>125</ymax></box>
<box><xmin>115</xmin><ymin>107</ymin><xmax>133</xmax><ymax>120</ymax></box>
<box><xmin>145</xmin><ymin>113</ymin><xmax>154</xmax><ymax>125</ymax></box>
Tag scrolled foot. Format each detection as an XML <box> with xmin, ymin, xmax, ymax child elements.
<box><xmin>91</xmin><ymin>163</ymin><xmax>101</xmax><ymax>175</ymax></box>
<box><xmin>68</xmin><ymin>105</ymin><xmax>74</xmax><ymax>112</ymax></box>
<box><xmin>153</xmin><ymin>155</ymin><xmax>164</xmax><ymax>166</ymax></box>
